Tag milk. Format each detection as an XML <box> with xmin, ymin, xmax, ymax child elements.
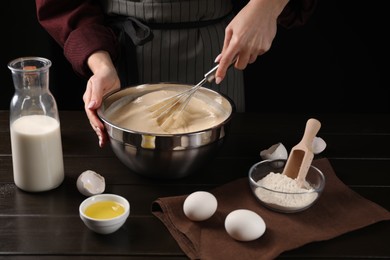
<box><xmin>10</xmin><ymin>115</ymin><xmax>64</xmax><ymax>192</ymax></box>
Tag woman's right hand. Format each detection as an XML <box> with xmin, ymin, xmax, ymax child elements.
<box><xmin>215</xmin><ymin>0</ymin><xmax>289</xmax><ymax>84</ymax></box>
<box><xmin>83</xmin><ymin>51</ymin><xmax>120</xmax><ymax>147</ymax></box>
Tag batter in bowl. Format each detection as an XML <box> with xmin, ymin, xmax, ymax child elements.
<box><xmin>105</xmin><ymin>89</ymin><xmax>229</xmax><ymax>134</ymax></box>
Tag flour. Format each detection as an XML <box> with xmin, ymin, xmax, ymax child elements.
<box><xmin>254</xmin><ymin>172</ymin><xmax>318</xmax><ymax>211</ymax></box>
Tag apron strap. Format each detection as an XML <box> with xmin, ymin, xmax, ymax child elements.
<box><xmin>111</xmin><ymin>16</ymin><xmax>154</xmax><ymax>46</ymax></box>
<box><xmin>109</xmin><ymin>16</ymin><xmax>151</xmax><ymax>85</ymax></box>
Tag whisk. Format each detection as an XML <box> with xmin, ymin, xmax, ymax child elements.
<box><xmin>149</xmin><ymin>63</ymin><xmax>223</xmax><ymax>129</ymax></box>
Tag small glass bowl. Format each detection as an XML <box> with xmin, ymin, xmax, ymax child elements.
<box><xmin>248</xmin><ymin>159</ymin><xmax>325</xmax><ymax>213</ymax></box>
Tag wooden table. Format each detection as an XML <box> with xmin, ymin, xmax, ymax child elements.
<box><xmin>1</xmin><ymin>110</ymin><xmax>389</xmax><ymax>259</ymax></box>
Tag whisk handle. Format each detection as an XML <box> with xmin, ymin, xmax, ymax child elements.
<box><xmin>204</xmin><ymin>64</ymin><xmax>220</xmax><ymax>82</ymax></box>
<box><xmin>204</xmin><ymin>57</ymin><xmax>237</xmax><ymax>83</ymax></box>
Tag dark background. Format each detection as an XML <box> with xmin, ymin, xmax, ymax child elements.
<box><xmin>1</xmin><ymin>1</ymin><xmax>389</xmax><ymax>112</ymax></box>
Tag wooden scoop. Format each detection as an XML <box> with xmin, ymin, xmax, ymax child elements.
<box><xmin>283</xmin><ymin>118</ymin><xmax>321</xmax><ymax>187</ymax></box>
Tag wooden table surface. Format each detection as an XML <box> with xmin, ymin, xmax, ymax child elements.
<box><xmin>1</xmin><ymin>110</ymin><xmax>389</xmax><ymax>259</ymax></box>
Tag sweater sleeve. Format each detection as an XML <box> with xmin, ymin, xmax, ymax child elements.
<box><xmin>278</xmin><ymin>0</ymin><xmax>318</xmax><ymax>28</ymax></box>
<box><xmin>35</xmin><ymin>0</ymin><xmax>119</xmax><ymax>78</ymax></box>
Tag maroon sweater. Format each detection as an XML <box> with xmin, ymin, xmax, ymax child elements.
<box><xmin>35</xmin><ymin>0</ymin><xmax>317</xmax><ymax>78</ymax></box>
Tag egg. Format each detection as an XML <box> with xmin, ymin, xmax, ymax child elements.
<box><xmin>260</xmin><ymin>143</ymin><xmax>288</xmax><ymax>161</ymax></box>
<box><xmin>312</xmin><ymin>136</ymin><xmax>327</xmax><ymax>154</ymax></box>
<box><xmin>224</xmin><ymin>209</ymin><xmax>266</xmax><ymax>241</ymax></box>
<box><xmin>183</xmin><ymin>191</ymin><xmax>218</xmax><ymax>221</ymax></box>
<box><xmin>77</xmin><ymin>170</ymin><xmax>106</xmax><ymax>197</ymax></box>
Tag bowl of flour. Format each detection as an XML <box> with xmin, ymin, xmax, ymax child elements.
<box><xmin>248</xmin><ymin>159</ymin><xmax>325</xmax><ymax>213</ymax></box>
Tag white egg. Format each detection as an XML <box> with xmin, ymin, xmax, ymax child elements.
<box><xmin>260</xmin><ymin>143</ymin><xmax>288</xmax><ymax>160</ymax></box>
<box><xmin>76</xmin><ymin>170</ymin><xmax>106</xmax><ymax>197</ymax></box>
<box><xmin>183</xmin><ymin>191</ymin><xmax>218</xmax><ymax>221</ymax></box>
<box><xmin>224</xmin><ymin>209</ymin><xmax>266</xmax><ymax>241</ymax></box>
<box><xmin>312</xmin><ymin>136</ymin><xmax>327</xmax><ymax>154</ymax></box>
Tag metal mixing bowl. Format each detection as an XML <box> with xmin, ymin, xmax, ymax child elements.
<box><xmin>97</xmin><ymin>83</ymin><xmax>234</xmax><ymax>179</ymax></box>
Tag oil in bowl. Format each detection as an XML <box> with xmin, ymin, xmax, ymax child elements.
<box><xmin>79</xmin><ymin>194</ymin><xmax>130</xmax><ymax>234</ymax></box>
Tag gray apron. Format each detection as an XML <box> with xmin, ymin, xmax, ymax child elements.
<box><xmin>101</xmin><ymin>0</ymin><xmax>245</xmax><ymax>112</ymax></box>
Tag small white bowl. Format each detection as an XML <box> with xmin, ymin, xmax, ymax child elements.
<box><xmin>79</xmin><ymin>194</ymin><xmax>130</xmax><ymax>234</ymax></box>
<box><xmin>249</xmin><ymin>159</ymin><xmax>325</xmax><ymax>213</ymax></box>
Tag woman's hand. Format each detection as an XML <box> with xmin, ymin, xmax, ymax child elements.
<box><xmin>215</xmin><ymin>0</ymin><xmax>289</xmax><ymax>84</ymax></box>
<box><xmin>83</xmin><ymin>51</ymin><xmax>120</xmax><ymax>147</ymax></box>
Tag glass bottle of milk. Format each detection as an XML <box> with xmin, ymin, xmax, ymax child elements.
<box><xmin>8</xmin><ymin>57</ymin><xmax>64</xmax><ymax>192</ymax></box>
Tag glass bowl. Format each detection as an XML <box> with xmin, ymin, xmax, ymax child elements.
<box><xmin>248</xmin><ymin>159</ymin><xmax>325</xmax><ymax>213</ymax></box>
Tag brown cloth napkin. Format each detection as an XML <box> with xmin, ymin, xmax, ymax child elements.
<box><xmin>151</xmin><ymin>158</ymin><xmax>390</xmax><ymax>260</ymax></box>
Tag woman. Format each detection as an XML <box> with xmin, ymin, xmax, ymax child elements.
<box><xmin>35</xmin><ymin>0</ymin><xmax>316</xmax><ymax>147</ymax></box>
